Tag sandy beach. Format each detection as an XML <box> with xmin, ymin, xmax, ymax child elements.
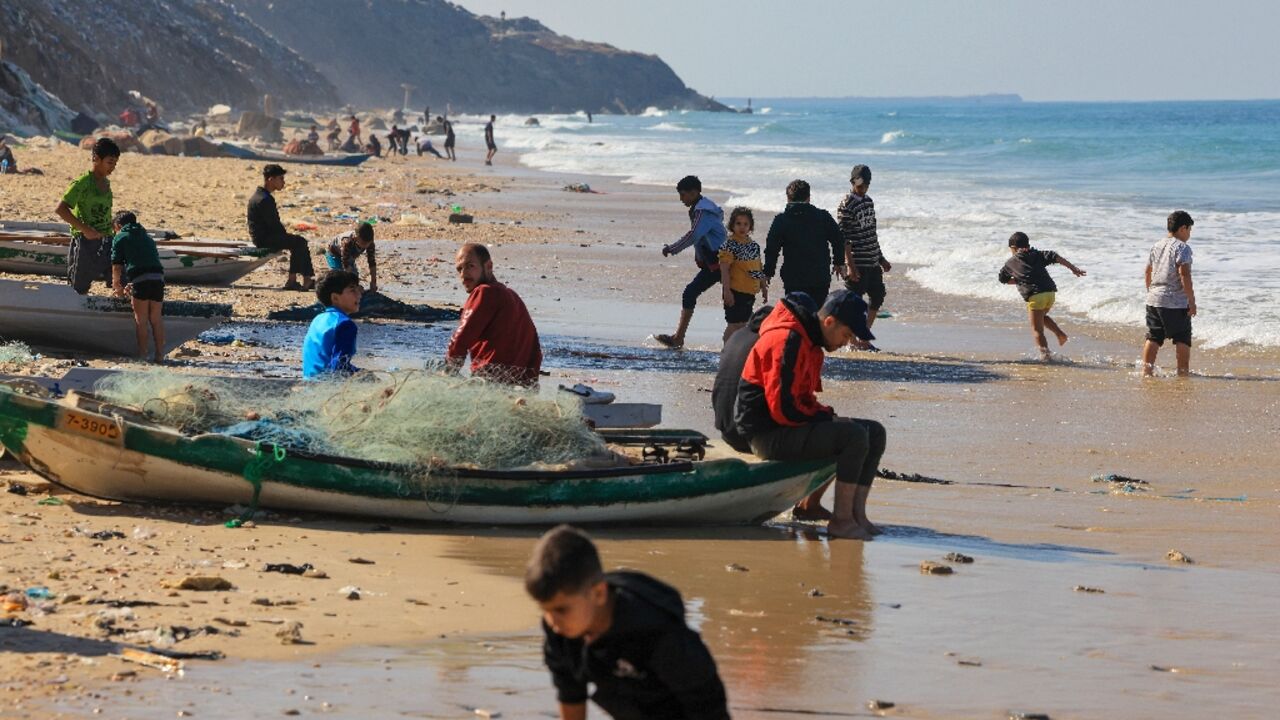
<box><xmin>2</xmin><ymin>139</ymin><xmax>1280</xmax><ymax>719</ymax></box>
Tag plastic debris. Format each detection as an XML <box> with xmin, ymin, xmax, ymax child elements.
<box><xmin>163</xmin><ymin>576</ymin><xmax>233</xmax><ymax>591</ymax></box>
<box><xmin>920</xmin><ymin>561</ymin><xmax>953</xmax><ymax>575</ymax></box>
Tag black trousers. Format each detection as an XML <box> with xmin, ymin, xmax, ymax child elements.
<box><xmin>749</xmin><ymin>418</ymin><xmax>886</xmax><ymax>487</ymax></box>
<box><xmin>254</xmin><ymin>233</ymin><xmax>314</xmax><ymax>277</ymax></box>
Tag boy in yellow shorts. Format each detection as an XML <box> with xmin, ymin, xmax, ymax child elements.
<box><xmin>998</xmin><ymin>232</ymin><xmax>1086</xmax><ymax>360</ymax></box>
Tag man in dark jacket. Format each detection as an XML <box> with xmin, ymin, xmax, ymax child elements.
<box><xmin>527</xmin><ymin>525</ymin><xmax>730</xmax><ymax>720</ymax></box>
<box><xmin>734</xmin><ymin>290</ymin><xmax>886</xmax><ymax>539</ymax></box>
<box><xmin>712</xmin><ymin>304</ymin><xmax>773</xmax><ymax>453</ymax></box>
<box><xmin>246</xmin><ymin>164</ymin><xmax>315</xmax><ymax>291</ymax></box>
<box><xmin>763</xmin><ymin>179</ymin><xmax>846</xmax><ymax>305</ymax></box>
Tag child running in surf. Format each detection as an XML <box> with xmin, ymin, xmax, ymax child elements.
<box><xmin>998</xmin><ymin>231</ymin><xmax>1087</xmax><ymax>360</ymax></box>
<box><xmin>718</xmin><ymin>207</ymin><xmax>768</xmax><ymax>344</ymax></box>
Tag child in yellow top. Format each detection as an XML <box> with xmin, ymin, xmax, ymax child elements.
<box><xmin>718</xmin><ymin>207</ymin><xmax>769</xmax><ymax>343</ymax></box>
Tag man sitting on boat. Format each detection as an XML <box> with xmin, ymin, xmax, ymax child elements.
<box><xmin>303</xmin><ymin>270</ymin><xmax>363</xmax><ymax>379</ymax></box>
<box><xmin>246</xmin><ymin>164</ymin><xmax>316</xmax><ymax>292</ymax></box>
<box><xmin>719</xmin><ymin>290</ymin><xmax>887</xmax><ymax>540</ymax></box>
<box><xmin>446</xmin><ymin>242</ymin><xmax>542</xmax><ymax>386</ymax></box>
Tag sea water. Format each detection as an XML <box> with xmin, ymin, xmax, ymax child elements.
<box><xmin>482</xmin><ymin>98</ymin><xmax>1280</xmax><ymax>350</ymax></box>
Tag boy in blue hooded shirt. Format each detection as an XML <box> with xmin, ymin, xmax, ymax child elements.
<box><xmin>302</xmin><ymin>270</ymin><xmax>363</xmax><ymax>378</ymax></box>
<box><xmin>655</xmin><ymin>175</ymin><xmax>726</xmax><ymax>348</ymax></box>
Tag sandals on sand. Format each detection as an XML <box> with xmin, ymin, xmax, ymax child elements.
<box><xmin>281</xmin><ymin>280</ymin><xmax>304</xmax><ymax>291</ymax></box>
<box><xmin>654</xmin><ymin>334</ymin><xmax>683</xmax><ymax>349</ymax></box>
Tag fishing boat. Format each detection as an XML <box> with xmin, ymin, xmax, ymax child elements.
<box><xmin>0</xmin><ymin>224</ymin><xmax>279</xmax><ymax>286</ymax></box>
<box><xmin>0</xmin><ymin>386</ymin><xmax>834</xmax><ymax>526</ymax></box>
<box><xmin>0</xmin><ymin>279</ymin><xmax>230</xmax><ymax>356</ymax></box>
<box><xmin>218</xmin><ymin>142</ymin><xmax>372</xmax><ymax>167</ymax></box>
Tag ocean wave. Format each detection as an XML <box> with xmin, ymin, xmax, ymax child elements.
<box><xmin>640</xmin><ymin>107</ymin><xmax>667</xmax><ymax>117</ymax></box>
<box><xmin>648</xmin><ymin>122</ymin><xmax>691</xmax><ymax>132</ymax></box>
<box><xmin>881</xmin><ymin>130</ymin><xmax>907</xmax><ymax>144</ymax></box>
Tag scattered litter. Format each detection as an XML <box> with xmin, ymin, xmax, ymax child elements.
<box><xmin>1092</xmin><ymin>473</ymin><xmax>1150</xmax><ymax>494</ymax></box>
<box><xmin>1150</xmin><ymin>665</ymin><xmax>1181</xmax><ymax>673</ymax></box>
<box><xmin>943</xmin><ymin>552</ymin><xmax>974</xmax><ymax>564</ymax></box>
<box><xmin>473</xmin><ymin>709</ymin><xmax>501</xmax><ymax>719</ymax></box>
<box><xmin>727</xmin><ymin>609</ymin><xmax>765</xmax><ymax>618</ymax></box>
<box><xmin>919</xmin><ymin>561</ymin><xmax>953</xmax><ymax>575</ymax></box>
<box><xmin>25</xmin><ymin>587</ymin><xmax>54</xmax><ymax>600</ymax></box>
<box><xmin>1008</xmin><ymin>713</ymin><xmax>1051</xmax><ymax>720</ymax></box>
<box><xmin>302</xmin><ymin>568</ymin><xmax>328</xmax><ymax>579</ymax></box>
<box><xmin>879</xmin><ymin>468</ymin><xmax>952</xmax><ymax>485</ymax></box>
<box><xmin>448</xmin><ymin>212</ymin><xmax>474</xmax><ymax>224</ymax></box>
<box><xmin>6</xmin><ymin>482</ymin><xmax>29</xmax><ymax>496</ymax></box>
<box><xmin>348</xmin><ymin>557</ymin><xmax>375</xmax><ymax>565</ymax></box>
<box><xmin>957</xmin><ymin>659</ymin><xmax>983</xmax><ymax>667</ymax></box>
<box><xmin>1074</xmin><ymin>585</ymin><xmax>1105</xmax><ymax>594</ymax></box>
<box><xmin>263</xmin><ymin>563</ymin><xmax>313</xmax><ymax>575</ymax></box>
<box><xmin>275</xmin><ymin>621</ymin><xmax>305</xmax><ymax>645</ymax></box>
<box><xmin>163</xmin><ymin>576</ymin><xmax>233</xmax><ymax>591</ymax></box>
<box><xmin>867</xmin><ymin>699</ymin><xmax>895</xmax><ymax>711</ymax></box>
<box><xmin>0</xmin><ymin>616</ymin><xmax>32</xmax><ymax>627</ymax></box>
<box><xmin>88</xmin><ymin>530</ymin><xmax>126</xmax><ymax>541</ymax></box>
<box><xmin>213</xmin><ymin>617</ymin><xmax>249</xmax><ymax>627</ymax></box>
<box><xmin>1166</xmin><ymin>550</ymin><xmax>1194</xmax><ymax>564</ymax></box>
<box><xmin>117</xmin><ymin>648</ymin><xmax>183</xmax><ymax>675</ymax></box>
<box><xmin>36</xmin><ymin>497</ymin><xmax>66</xmax><ymax>506</ymax></box>
<box><xmin>340</xmin><ymin>586</ymin><xmax>362</xmax><ymax>600</ymax></box>
<box><xmin>816</xmin><ymin>615</ymin><xmax>857</xmax><ymax>627</ymax></box>
<box><xmin>806</xmin><ymin>588</ymin><xmax>824</xmax><ymax>598</ymax></box>
<box><xmin>725</xmin><ymin>563</ymin><xmax>749</xmax><ymax>573</ymax></box>
<box><xmin>132</xmin><ymin>526</ymin><xmax>156</xmax><ymax>540</ymax></box>
<box><xmin>562</xmin><ymin>183</ymin><xmax>601</xmax><ymax>194</ymax></box>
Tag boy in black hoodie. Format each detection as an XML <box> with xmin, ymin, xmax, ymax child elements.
<box><xmin>527</xmin><ymin>525</ymin><xmax>730</xmax><ymax>720</ymax></box>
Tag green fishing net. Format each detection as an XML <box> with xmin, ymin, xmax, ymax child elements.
<box><xmin>0</xmin><ymin>341</ymin><xmax>34</xmax><ymax>366</ymax></box>
<box><xmin>93</xmin><ymin>368</ymin><xmax>605</xmax><ymax>470</ymax></box>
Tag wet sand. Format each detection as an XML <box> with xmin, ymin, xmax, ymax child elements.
<box><xmin>2</xmin><ymin>140</ymin><xmax>1279</xmax><ymax>719</ymax></box>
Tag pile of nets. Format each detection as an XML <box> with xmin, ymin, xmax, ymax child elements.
<box><xmin>93</xmin><ymin>368</ymin><xmax>606</xmax><ymax>471</ymax></box>
<box><xmin>0</xmin><ymin>341</ymin><xmax>34</xmax><ymax>366</ymax></box>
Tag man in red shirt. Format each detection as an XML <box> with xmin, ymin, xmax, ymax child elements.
<box><xmin>447</xmin><ymin>243</ymin><xmax>543</xmax><ymax>386</ymax></box>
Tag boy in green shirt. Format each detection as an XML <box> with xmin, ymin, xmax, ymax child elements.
<box><xmin>55</xmin><ymin>137</ymin><xmax>119</xmax><ymax>295</ymax></box>
<box><xmin>110</xmin><ymin>211</ymin><xmax>166</xmax><ymax>363</ymax></box>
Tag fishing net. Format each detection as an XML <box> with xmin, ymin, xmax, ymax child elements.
<box><xmin>93</xmin><ymin>367</ymin><xmax>607</xmax><ymax>471</ymax></box>
<box><xmin>0</xmin><ymin>341</ymin><xmax>34</xmax><ymax>366</ymax></box>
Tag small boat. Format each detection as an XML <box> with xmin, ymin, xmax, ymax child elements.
<box><xmin>0</xmin><ymin>223</ymin><xmax>279</xmax><ymax>286</ymax></box>
<box><xmin>0</xmin><ymin>386</ymin><xmax>833</xmax><ymax>526</ymax></box>
<box><xmin>218</xmin><ymin>142</ymin><xmax>372</xmax><ymax>167</ymax></box>
<box><xmin>0</xmin><ymin>278</ymin><xmax>230</xmax><ymax>357</ymax></box>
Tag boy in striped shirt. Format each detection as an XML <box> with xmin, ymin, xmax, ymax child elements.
<box><xmin>838</xmin><ymin>164</ymin><xmax>891</xmax><ymax>351</ymax></box>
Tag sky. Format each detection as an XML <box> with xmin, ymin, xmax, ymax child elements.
<box><xmin>453</xmin><ymin>0</ymin><xmax>1280</xmax><ymax>102</ymax></box>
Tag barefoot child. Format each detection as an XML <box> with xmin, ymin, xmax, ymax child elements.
<box><xmin>109</xmin><ymin>211</ymin><xmax>165</xmax><ymax>362</ymax></box>
<box><xmin>56</xmin><ymin>137</ymin><xmax>119</xmax><ymax>294</ymax></box>
<box><xmin>1141</xmin><ymin>211</ymin><xmax>1196</xmax><ymax>376</ymax></box>
<box><xmin>998</xmin><ymin>232</ymin><xmax>1086</xmax><ymax>359</ymax></box>
<box><xmin>718</xmin><ymin>207</ymin><xmax>768</xmax><ymax>343</ymax></box>
<box><xmin>526</xmin><ymin>525</ymin><xmax>730</xmax><ymax>719</ymax></box>
<box><xmin>655</xmin><ymin>175</ymin><xmax>726</xmax><ymax>348</ymax></box>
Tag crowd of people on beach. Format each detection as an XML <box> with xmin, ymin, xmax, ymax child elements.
<box><xmin>315</xmin><ymin>108</ymin><xmax>491</xmax><ymax>163</ymax></box>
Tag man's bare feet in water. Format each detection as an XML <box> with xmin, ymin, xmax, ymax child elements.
<box><xmin>827</xmin><ymin>518</ymin><xmax>873</xmax><ymax>540</ymax></box>
<box><xmin>859</xmin><ymin>519</ymin><xmax>884</xmax><ymax>536</ymax></box>
<box><xmin>1054</xmin><ymin>330</ymin><xmax>1069</xmax><ymax>346</ymax></box>
<box><xmin>792</xmin><ymin>502</ymin><xmax>833</xmax><ymax>521</ymax></box>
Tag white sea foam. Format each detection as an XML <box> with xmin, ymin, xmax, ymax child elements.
<box><xmin>744</xmin><ymin>125</ymin><xmax>762</xmax><ymax>135</ymax></box>
<box><xmin>759</xmin><ymin>107</ymin><xmax>773</xmax><ymax>114</ymax></box>
<box><xmin>640</xmin><ymin>107</ymin><xmax>667</xmax><ymax>117</ymax></box>
<box><xmin>648</xmin><ymin>122</ymin><xmax>691</xmax><ymax>132</ymax></box>
<box><xmin>881</xmin><ymin>130</ymin><xmax>906</xmax><ymax>144</ymax></box>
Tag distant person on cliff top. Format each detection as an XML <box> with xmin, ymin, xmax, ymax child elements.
<box><xmin>55</xmin><ymin>137</ymin><xmax>119</xmax><ymax>294</ymax></box>
<box><xmin>485</xmin><ymin>115</ymin><xmax>497</xmax><ymax>165</ymax></box>
<box><xmin>655</xmin><ymin>175</ymin><xmax>727</xmax><ymax>349</ymax></box>
<box><xmin>447</xmin><ymin>242</ymin><xmax>542</xmax><ymax>386</ymax></box>
<box><xmin>443</xmin><ymin>117</ymin><xmax>457</xmax><ymax>161</ymax></box>
<box><xmin>246</xmin><ymin>164</ymin><xmax>315</xmax><ymax>291</ymax></box>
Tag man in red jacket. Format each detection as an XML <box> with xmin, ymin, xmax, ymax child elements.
<box><xmin>734</xmin><ymin>290</ymin><xmax>886</xmax><ymax>539</ymax></box>
<box><xmin>447</xmin><ymin>243</ymin><xmax>543</xmax><ymax>386</ymax></box>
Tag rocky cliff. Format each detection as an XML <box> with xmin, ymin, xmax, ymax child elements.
<box><xmin>0</xmin><ymin>61</ymin><xmax>76</xmax><ymax>137</ymax></box>
<box><xmin>229</xmin><ymin>0</ymin><xmax>727</xmax><ymax>114</ymax></box>
<box><xmin>0</xmin><ymin>0</ymin><xmax>338</xmax><ymax>124</ymax></box>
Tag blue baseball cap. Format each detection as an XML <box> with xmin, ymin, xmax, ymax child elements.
<box><xmin>821</xmin><ymin>290</ymin><xmax>875</xmax><ymax>341</ymax></box>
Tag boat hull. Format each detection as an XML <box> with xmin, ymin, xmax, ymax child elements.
<box><xmin>218</xmin><ymin>142</ymin><xmax>372</xmax><ymax>167</ymax></box>
<box><xmin>0</xmin><ymin>241</ymin><xmax>277</xmax><ymax>285</ymax></box>
<box><xmin>0</xmin><ymin>389</ymin><xmax>832</xmax><ymax>526</ymax></box>
<box><xmin>0</xmin><ymin>279</ymin><xmax>228</xmax><ymax>356</ymax></box>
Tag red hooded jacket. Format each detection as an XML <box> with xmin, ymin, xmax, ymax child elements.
<box><xmin>734</xmin><ymin>295</ymin><xmax>833</xmax><ymax>438</ymax></box>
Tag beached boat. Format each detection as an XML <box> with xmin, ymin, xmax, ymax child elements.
<box><xmin>0</xmin><ymin>237</ymin><xmax>279</xmax><ymax>285</ymax></box>
<box><xmin>218</xmin><ymin>142</ymin><xmax>372</xmax><ymax>167</ymax></box>
<box><xmin>0</xmin><ymin>387</ymin><xmax>833</xmax><ymax>526</ymax></box>
<box><xmin>0</xmin><ymin>221</ymin><xmax>278</xmax><ymax>285</ymax></box>
<box><xmin>0</xmin><ymin>279</ymin><xmax>230</xmax><ymax>356</ymax></box>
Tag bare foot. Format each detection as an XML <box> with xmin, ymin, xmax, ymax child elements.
<box><xmin>859</xmin><ymin>519</ymin><xmax>884</xmax><ymax>536</ymax></box>
<box><xmin>827</xmin><ymin>518</ymin><xmax>872</xmax><ymax>540</ymax></box>
<box><xmin>792</xmin><ymin>503</ymin><xmax>833</xmax><ymax>521</ymax></box>
<box><xmin>1055</xmin><ymin>331</ymin><xmax>1069</xmax><ymax>346</ymax></box>
<box><xmin>654</xmin><ymin>334</ymin><xmax>683</xmax><ymax>349</ymax></box>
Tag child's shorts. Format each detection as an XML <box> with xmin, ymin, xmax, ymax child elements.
<box><xmin>1026</xmin><ymin>291</ymin><xmax>1055</xmax><ymax>311</ymax></box>
<box><xmin>1145</xmin><ymin>305</ymin><xmax>1192</xmax><ymax>346</ymax></box>
<box><xmin>131</xmin><ymin>280</ymin><xmax>165</xmax><ymax>302</ymax></box>
<box><xmin>845</xmin><ymin>265</ymin><xmax>886</xmax><ymax>307</ymax></box>
<box><xmin>725</xmin><ymin>291</ymin><xmax>756</xmax><ymax>323</ymax></box>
